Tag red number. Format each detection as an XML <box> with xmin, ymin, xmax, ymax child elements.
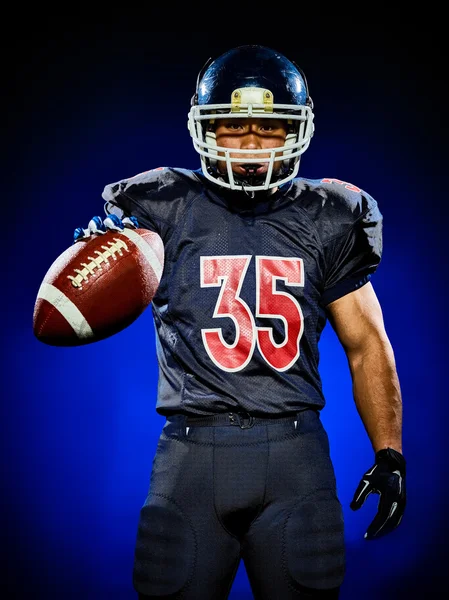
<box><xmin>256</xmin><ymin>257</ymin><xmax>304</xmax><ymax>371</ymax></box>
<box><xmin>200</xmin><ymin>256</ymin><xmax>255</xmax><ymax>372</ymax></box>
<box><xmin>321</xmin><ymin>177</ymin><xmax>361</xmax><ymax>193</ymax></box>
<box><xmin>201</xmin><ymin>256</ymin><xmax>304</xmax><ymax>372</ymax></box>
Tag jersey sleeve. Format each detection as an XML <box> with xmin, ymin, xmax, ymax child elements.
<box><xmin>321</xmin><ymin>194</ymin><xmax>383</xmax><ymax>306</ymax></box>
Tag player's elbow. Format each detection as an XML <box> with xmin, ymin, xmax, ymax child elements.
<box><xmin>345</xmin><ymin>328</ymin><xmax>396</xmax><ymax>373</ymax></box>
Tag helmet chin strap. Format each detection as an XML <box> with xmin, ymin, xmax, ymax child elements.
<box><xmin>242</xmin><ymin>185</ymin><xmax>255</xmax><ymax>199</ymax></box>
<box><xmin>236</xmin><ymin>164</ymin><xmax>265</xmax><ymax>197</ymax></box>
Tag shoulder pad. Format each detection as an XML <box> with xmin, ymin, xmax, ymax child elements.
<box><xmin>101</xmin><ymin>167</ymin><xmax>199</xmax><ymax>203</ymax></box>
<box><xmin>315</xmin><ymin>177</ymin><xmax>373</xmax><ymax>220</ymax></box>
<box><xmin>293</xmin><ymin>176</ymin><xmax>380</xmax><ymax>233</ymax></box>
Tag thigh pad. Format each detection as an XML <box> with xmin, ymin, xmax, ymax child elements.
<box><xmin>283</xmin><ymin>488</ymin><xmax>345</xmax><ymax>591</ymax></box>
<box><xmin>133</xmin><ymin>493</ymin><xmax>196</xmax><ymax>597</ymax></box>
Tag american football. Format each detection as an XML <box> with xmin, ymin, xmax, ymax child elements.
<box><xmin>33</xmin><ymin>228</ymin><xmax>164</xmax><ymax>346</ymax></box>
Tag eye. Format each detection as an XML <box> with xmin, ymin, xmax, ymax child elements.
<box><xmin>260</xmin><ymin>120</ymin><xmax>287</xmax><ymax>134</ymax></box>
<box><xmin>224</xmin><ymin>121</ymin><xmax>243</xmax><ymax>130</ymax></box>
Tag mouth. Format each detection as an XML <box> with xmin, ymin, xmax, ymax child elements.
<box><xmin>236</xmin><ymin>163</ymin><xmax>266</xmax><ymax>177</ymax></box>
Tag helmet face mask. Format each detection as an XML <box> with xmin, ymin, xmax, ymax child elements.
<box><xmin>187</xmin><ymin>45</ymin><xmax>315</xmax><ymax>192</ymax></box>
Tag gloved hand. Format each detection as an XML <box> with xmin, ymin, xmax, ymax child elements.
<box><xmin>350</xmin><ymin>447</ymin><xmax>406</xmax><ymax>540</ymax></box>
<box><xmin>73</xmin><ymin>214</ymin><xmax>139</xmax><ymax>243</ymax></box>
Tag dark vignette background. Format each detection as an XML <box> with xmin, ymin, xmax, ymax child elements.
<box><xmin>2</xmin><ymin>29</ymin><xmax>448</xmax><ymax>600</ymax></box>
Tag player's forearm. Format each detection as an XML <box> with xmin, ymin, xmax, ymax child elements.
<box><xmin>346</xmin><ymin>335</ymin><xmax>403</xmax><ymax>454</ymax></box>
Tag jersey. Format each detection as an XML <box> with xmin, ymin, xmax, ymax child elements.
<box><xmin>101</xmin><ymin>167</ymin><xmax>383</xmax><ymax>417</ymax></box>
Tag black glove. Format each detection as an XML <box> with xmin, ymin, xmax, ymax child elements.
<box><xmin>350</xmin><ymin>447</ymin><xmax>406</xmax><ymax>540</ymax></box>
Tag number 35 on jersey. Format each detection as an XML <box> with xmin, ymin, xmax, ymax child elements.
<box><xmin>200</xmin><ymin>255</ymin><xmax>305</xmax><ymax>373</ymax></box>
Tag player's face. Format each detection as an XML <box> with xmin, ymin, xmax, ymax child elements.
<box><xmin>214</xmin><ymin>118</ymin><xmax>288</xmax><ymax>178</ymax></box>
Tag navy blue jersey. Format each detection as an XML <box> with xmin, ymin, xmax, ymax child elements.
<box><xmin>102</xmin><ymin>167</ymin><xmax>382</xmax><ymax>417</ymax></box>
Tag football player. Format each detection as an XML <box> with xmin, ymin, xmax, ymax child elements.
<box><xmin>74</xmin><ymin>45</ymin><xmax>406</xmax><ymax>599</ymax></box>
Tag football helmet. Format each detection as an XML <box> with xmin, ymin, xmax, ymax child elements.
<box><xmin>187</xmin><ymin>44</ymin><xmax>315</xmax><ymax>192</ymax></box>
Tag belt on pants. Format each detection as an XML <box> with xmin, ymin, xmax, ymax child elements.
<box><xmin>183</xmin><ymin>408</ymin><xmax>316</xmax><ymax>430</ymax></box>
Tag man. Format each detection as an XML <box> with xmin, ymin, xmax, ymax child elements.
<box><xmin>75</xmin><ymin>45</ymin><xmax>406</xmax><ymax>599</ymax></box>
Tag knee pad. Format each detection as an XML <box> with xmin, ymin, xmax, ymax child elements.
<box><xmin>133</xmin><ymin>493</ymin><xmax>196</xmax><ymax>597</ymax></box>
<box><xmin>282</xmin><ymin>488</ymin><xmax>345</xmax><ymax>591</ymax></box>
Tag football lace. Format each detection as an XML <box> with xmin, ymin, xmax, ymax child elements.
<box><xmin>67</xmin><ymin>238</ymin><xmax>129</xmax><ymax>289</ymax></box>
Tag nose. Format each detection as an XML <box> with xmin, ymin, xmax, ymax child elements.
<box><xmin>241</xmin><ymin>130</ymin><xmax>263</xmax><ymax>150</ymax></box>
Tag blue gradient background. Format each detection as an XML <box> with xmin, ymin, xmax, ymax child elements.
<box><xmin>3</xmin><ymin>33</ymin><xmax>448</xmax><ymax>599</ymax></box>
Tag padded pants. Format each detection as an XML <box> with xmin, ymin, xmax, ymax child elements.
<box><xmin>133</xmin><ymin>409</ymin><xmax>345</xmax><ymax>599</ymax></box>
